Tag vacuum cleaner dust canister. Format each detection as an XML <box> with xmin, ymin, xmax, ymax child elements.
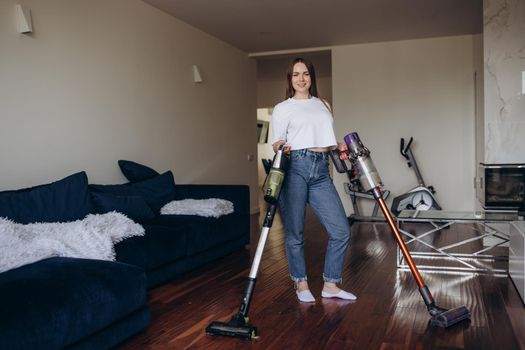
<box><xmin>343</xmin><ymin>132</ymin><xmax>383</xmax><ymax>192</ymax></box>
<box><xmin>263</xmin><ymin>148</ymin><xmax>289</xmax><ymax>204</ymax></box>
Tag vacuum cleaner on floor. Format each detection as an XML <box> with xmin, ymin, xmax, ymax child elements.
<box><xmin>391</xmin><ymin>137</ymin><xmax>441</xmax><ymax>216</ymax></box>
<box><xmin>342</xmin><ymin>132</ymin><xmax>470</xmax><ymax>328</ymax></box>
<box><xmin>206</xmin><ymin>145</ymin><xmax>289</xmax><ymax>339</ymax></box>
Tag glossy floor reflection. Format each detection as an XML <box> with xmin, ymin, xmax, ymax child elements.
<box><xmin>118</xmin><ymin>208</ymin><xmax>525</xmax><ymax>349</ymax></box>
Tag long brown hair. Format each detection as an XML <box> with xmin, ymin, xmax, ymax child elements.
<box><xmin>285</xmin><ymin>57</ymin><xmax>319</xmax><ymax>99</ymax></box>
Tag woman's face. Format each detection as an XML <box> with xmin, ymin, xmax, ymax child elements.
<box><xmin>291</xmin><ymin>62</ymin><xmax>311</xmax><ymax>96</ymax></box>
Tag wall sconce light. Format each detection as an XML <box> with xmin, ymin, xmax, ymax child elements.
<box><xmin>15</xmin><ymin>4</ymin><xmax>33</xmax><ymax>34</ymax></box>
<box><xmin>193</xmin><ymin>65</ymin><xmax>203</xmax><ymax>83</ymax></box>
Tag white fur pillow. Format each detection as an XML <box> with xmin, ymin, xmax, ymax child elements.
<box><xmin>160</xmin><ymin>198</ymin><xmax>234</xmax><ymax>218</ymax></box>
<box><xmin>0</xmin><ymin>211</ymin><xmax>144</xmax><ymax>273</ymax></box>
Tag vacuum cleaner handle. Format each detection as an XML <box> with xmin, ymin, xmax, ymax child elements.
<box><xmin>400</xmin><ymin>137</ymin><xmax>413</xmax><ymax>161</ymax></box>
<box><xmin>329</xmin><ymin>149</ymin><xmax>350</xmax><ymax>174</ymax></box>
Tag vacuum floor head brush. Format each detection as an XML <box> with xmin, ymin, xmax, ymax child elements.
<box><xmin>206</xmin><ymin>313</ymin><xmax>257</xmax><ymax>339</ymax></box>
<box><xmin>342</xmin><ymin>132</ymin><xmax>471</xmax><ymax>328</ymax></box>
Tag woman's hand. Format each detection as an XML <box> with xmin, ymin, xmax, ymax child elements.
<box><xmin>273</xmin><ymin>140</ymin><xmax>291</xmax><ymax>154</ymax></box>
<box><xmin>337</xmin><ymin>142</ymin><xmax>349</xmax><ymax>160</ymax></box>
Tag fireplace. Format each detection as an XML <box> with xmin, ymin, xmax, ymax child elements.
<box><xmin>477</xmin><ymin>163</ymin><xmax>525</xmax><ymax>213</ymax></box>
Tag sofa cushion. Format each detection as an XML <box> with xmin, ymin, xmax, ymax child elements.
<box><xmin>91</xmin><ymin>192</ymin><xmax>156</xmax><ymax>222</ymax></box>
<box><xmin>153</xmin><ymin>213</ymin><xmax>248</xmax><ymax>255</ymax></box>
<box><xmin>90</xmin><ymin>171</ymin><xmax>177</xmax><ymax>214</ymax></box>
<box><xmin>0</xmin><ymin>172</ymin><xmax>94</xmax><ymax>224</ymax></box>
<box><xmin>115</xmin><ymin>224</ymin><xmax>187</xmax><ymax>271</ymax></box>
<box><xmin>0</xmin><ymin>257</ymin><xmax>147</xmax><ymax>350</ymax></box>
<box><xmin>118</xmin><ymin>160</ymin><xmax>159</xmax><ymax>182</ymax></box>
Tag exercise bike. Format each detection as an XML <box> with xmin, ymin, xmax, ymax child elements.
<box><xmin>390</xmin><ymin>137</ymin><xmax>441</xmax><ymax>216</ymax></box>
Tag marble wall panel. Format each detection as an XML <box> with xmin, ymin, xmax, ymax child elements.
<box><xmin>484</xmin><ymin>0</ymin><xmax>525</xmax><ymax>163</ymax></box>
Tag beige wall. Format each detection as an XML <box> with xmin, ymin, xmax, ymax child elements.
<box><xmin>332</xmin><ymin>35</ymin><xmax>477</xmax><ymax>214</ymax></box>
<box><xmin>0</xmin><ymin>0</ymin><xmax>259</xmax><ymax>211</ymax></box>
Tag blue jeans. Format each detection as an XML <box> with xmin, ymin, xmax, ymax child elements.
<box><xmin>279</xmin><ymin>149</ymin><xmax>350</xmax><ymax>284</ymax></box>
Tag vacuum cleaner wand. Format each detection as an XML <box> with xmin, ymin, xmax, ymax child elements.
<box><xmin>343</xmin><ymin>132</ymin><xmax>470</xmax><ymax>328</ymax></box>
<box><xmin>205</xmin><ymin>205</ymin><xmax>277</xmax><ymax>339</ymax></box>
<box><xmin>206</xmin><ymin>146</ymin><xmax>289</xmax><ymax>339</ymax></box>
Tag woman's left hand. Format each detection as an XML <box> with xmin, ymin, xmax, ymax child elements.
<box><xmin>337</xmin><ymin>143</ymin><xmax>349</xmax><ymax>160</ymax></box>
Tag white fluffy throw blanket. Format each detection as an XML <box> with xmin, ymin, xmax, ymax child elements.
<box><xmin>161</xmin><ymin>198</ymin><xmax>234</xmax><ymax>218</ymax></box>
<box><xmin>0</xmin><ymin>212</ymin><xmax>145</xmax><ymax>274</ymax></box>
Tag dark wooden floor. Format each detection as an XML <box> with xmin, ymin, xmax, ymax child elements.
<box><xmin>118</xmin><ymin>207</ymin><xmax>525</xmax><ymax>350</ymax></box>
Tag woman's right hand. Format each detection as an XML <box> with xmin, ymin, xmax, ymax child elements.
<box><xmin>273</xmin><ymin>140</ymin><xmax>291</xmax><ymax>153</ymax></box>
<box><xmin>337</xmin><ymin>142</ymin><xmax>349</xmax><ymax>160</ymax></box>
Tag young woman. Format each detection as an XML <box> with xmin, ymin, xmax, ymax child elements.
<box><xmin>271</xmin><ymin>57</ymin><xmax>356</xmax><ymax>303</ymax></box>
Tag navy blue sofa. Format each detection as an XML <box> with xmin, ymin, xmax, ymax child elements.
<box><xmin>0</xmin><ymin>169</ymin><xmax>250</xmax><ymax>349</ymax></box>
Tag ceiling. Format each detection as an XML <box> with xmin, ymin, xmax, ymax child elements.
<box><xmin>142</xmin><ymin>0</ymin><xmax>482</xmax><ymax>54</ymax></box>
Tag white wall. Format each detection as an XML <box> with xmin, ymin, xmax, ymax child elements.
<box><xmin>332</xmin><ymin>35</ymin><xmax>477</xmax><ymax>214</ymax></box>
<box><xmin>0</xmin><ymin>0</ymin><xmax>259</xmax><ymax>211</ymax></box>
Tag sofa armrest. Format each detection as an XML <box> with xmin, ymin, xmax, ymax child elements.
<box><xmin>173</xmin><ymin>184</ymin><xmax>250</xmax><ymax>216</ymax></box>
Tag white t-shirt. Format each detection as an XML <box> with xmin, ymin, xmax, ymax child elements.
<box><xmin>271</xmin><ymin>97</ymin><xmax>337</xmax><ymax>150</ymax></box>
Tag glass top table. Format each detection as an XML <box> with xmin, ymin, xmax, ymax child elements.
<box><xmin>397</xmin><ymin>210</ymin><xmax>519</xmax><ymax>222</ymax></box>
<box><xmin>395</xmin><ymin>210</ymin><xmax>519</xmax><ymax>274</ymax></box>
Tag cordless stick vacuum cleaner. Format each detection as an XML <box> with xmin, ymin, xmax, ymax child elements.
<box><xmin>206</xmin><ymin>145</ymin><xmax>289</xmax><ymax>339</ymax></box>
<box><xmin>342</xmin><ymin>132</ymin><xmax>470</xmax><ymax>328</ymax></box>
